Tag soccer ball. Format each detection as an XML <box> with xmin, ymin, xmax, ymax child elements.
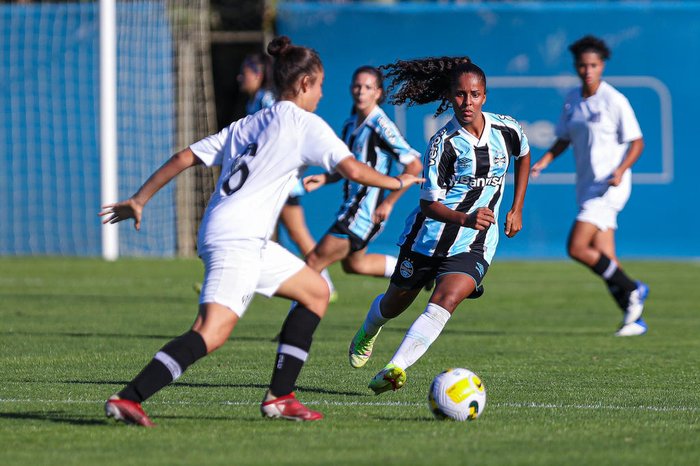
<box><xmin>428</xmin><ymin>368</ymin><xmax>486</xmax><ymax>421</ymax></box>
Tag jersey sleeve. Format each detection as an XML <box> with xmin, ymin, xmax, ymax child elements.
<box><xmin>189</xmin><ymin>123</ymin><xmax>235</xmax><ymax>167</ymax></box>
<box><xmin>615</xmin><ymin>94</ymin><xmax>643</xmax><ymax>143</ymax></box>
<box><xmin>419</xmin><ymin>131</ymin><xmax>448</xmax><ymax>202</ymax></box>
<box><xmin>375</xmin><ymin>115</ymin><xmax>420</xmax><ymax>165</ymax></box>
<box><xmin>301</xmin><ymin>113</ymin><xmax>353</xmax><ymax>173</ymax></box>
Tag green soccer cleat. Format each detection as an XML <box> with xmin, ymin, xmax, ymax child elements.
<box><xmin>348</xmin><ymin>326</ymin><xmax>381</xmax><ymax>368</ymax></box>
<box><xmin>368</xmin><ymin>364</ymin><xmax>406</xmax><ymax>395</ymax></box>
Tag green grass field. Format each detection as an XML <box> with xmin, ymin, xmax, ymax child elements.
<box><xmin>1</xmin><ymin>257</ymin><xmax>698</xmax><ymax>465</ymax></box>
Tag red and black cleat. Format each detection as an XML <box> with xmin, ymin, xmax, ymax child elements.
<box><xmin>260</xmin><ymin>392</ymin><xmax>323</xmax><ymax>421</ymax></box>
<box><xmin>105</xmin><ymin>395</ymin><xmax>156</xmax><ymax>427</ymax></box>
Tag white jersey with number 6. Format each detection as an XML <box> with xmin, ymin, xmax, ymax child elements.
<box><xmin>191</xmin><ymin>101</ymin><xmax>351</xmax><ymax>253</ymax></box>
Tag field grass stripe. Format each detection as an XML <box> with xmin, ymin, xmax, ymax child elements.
<box><xmin>1</xmin><ymin>398</ymin><xmax>698</xmax><ymax>413</ymax></box>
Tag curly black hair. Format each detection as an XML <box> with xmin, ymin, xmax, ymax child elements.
<box><xmin>379</xmin><ymin>56</ymin><xmax>485</xmax><ymax>116</ymax></box>
<box><xmin>568</xmin><ymin>35</ymin><xmax>611</xmax><ymax>61</ymax></box>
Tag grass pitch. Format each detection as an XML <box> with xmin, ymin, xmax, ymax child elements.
<box><xmin>1</xmin><ymin>257</ymin><xmax>698</xmax><ymax>465</ymax></box>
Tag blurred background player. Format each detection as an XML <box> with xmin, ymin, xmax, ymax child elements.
<box><xmin>99</xmin><ymin>36</ymin><xmax>423</xmax><ymax>425</ymax></box>
<box><xmin>530</xmin><ymin>35</ymin><xmax>648</xmax><ymax>337</ymax></box>
<box><xmin>347</xmin><ymin>57</ymin><xmax>530</xmax><ymax>394</ymax></box>
<box><xmin>303</xmin><ymin>66</ymin><xmax>422</xmax><ymax>282</ymax></box>
<box><xmin>238</xmin><ymin>53</ymin><xmax>275</xmax><ymax>115</ymax></box>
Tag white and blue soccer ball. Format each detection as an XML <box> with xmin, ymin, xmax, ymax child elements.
<box><xmin>428</xmin><ymin>368</ymin><xmax>486</xmax><ymax>421</ymax></box>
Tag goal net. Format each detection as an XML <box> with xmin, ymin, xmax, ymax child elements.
<box><xmin>0</xmin><ymin>0</ymin><xmax>217</xmax><ymax>257</ymax></box>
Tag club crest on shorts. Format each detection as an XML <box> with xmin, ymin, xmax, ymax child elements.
<box><xmin>400</xmin><ymin>259</ymin><xmax>414</xmax><ymax>278</ymax></box>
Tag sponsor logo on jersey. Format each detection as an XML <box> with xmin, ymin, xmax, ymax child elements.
<box><xmin>457</xmin><ymin>152</ymin><xmax>472</xmax><ymax>169</ymax></box>
<box><xmin>428</xmin><ymin>128</ymin><xmax>447</xmax><ymax>166</ymax></box>
<box><xmin>400</xmin><ymin>259</ymin><xmax>414</xmax><ymax>278</ymax></box>
<box><xmin>455</xmin><ymin>175</ymin><xmax>504</xmax><ymax>188</ymax></box>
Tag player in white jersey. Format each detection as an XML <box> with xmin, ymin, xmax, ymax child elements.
<box><xmin>99</xmin><ymin>36</ymin><xmax>423</xmax><ymax>425</ymax></box>
<box><xmin>531</xmin><ymin>35</ymin><xmax>648</xmax><ymax>337</ymax></box>
<box><xmin>347</xmin><ymin>57</ymin><xmax>530</xmax><ymax>394</ymax></box>
<box><xmin>303</xmin><ymin>66</ymin><xmax>422</xmax><ymax>281</ymax></box>
<box><xmin>237</xmin><ymin>53</ymin><xmax>337</xmax><ymax>302</ymax></box>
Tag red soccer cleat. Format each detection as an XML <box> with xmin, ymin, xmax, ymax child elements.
<box><xmin>105</xmin><ymin>395</ymin><xmax>156</xmax><ymax>427</ymax></box>
<box><xmin>260</xmin><ymin>392</ymin><xmax>323</xmax><ymax>421</ymax></box>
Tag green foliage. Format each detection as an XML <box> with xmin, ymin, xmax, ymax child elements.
<box><xmin>1</xmin><ymin>258</ymin><xmax>699</xmax><ymax>465</ymax></box>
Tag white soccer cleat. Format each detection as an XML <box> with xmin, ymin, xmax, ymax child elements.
<box><xmin>624</xmin><ymin>281</ymin><xmax>649</xmax><ymax>325</ymax></box>
<box><xmin>615</xmin><ymin>318</ymin><xmax>648</xmax><ymax>337</ymax></box>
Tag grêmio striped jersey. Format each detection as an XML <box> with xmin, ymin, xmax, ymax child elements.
<box><xmin>398</xmin><ymin>112</ymin><xmax>529</xmax><ymax>263</ymax></box>
<box><xmin>336</xmin><ymin>106</ymin><xmax>420</xmax><ymax>241</ymax></box>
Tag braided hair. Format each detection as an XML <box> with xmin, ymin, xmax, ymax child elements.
<box><xmin>380</xmin><ymin>56</ymin><xmax>485</xmax><ymax>116</ymax></box>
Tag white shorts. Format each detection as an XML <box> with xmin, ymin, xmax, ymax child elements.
<box><xmin>576</xmin><ymin>197</ymin><xmax>621</xmax><ymax>231</ymax></box>
<box><xmin>199</xmin><ymin>241</ymin><xmax>305</xmax><ymax>317</ymax></box>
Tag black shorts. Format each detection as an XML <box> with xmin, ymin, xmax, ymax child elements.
<box><xmin>390</xmin><ymin>247</ymin><xmax>489</xmax><ymax>291</ymax></box>
<box><xmin>285</xmin><ymin>195</ymin><xmax>301</xmax><ymax>206</ymax></box>
<box><xmin>328</xmin><ymin>221</ymin><xmax>377</xmax><ymax>253</ymax></box>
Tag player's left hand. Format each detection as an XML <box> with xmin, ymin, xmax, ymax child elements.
<box><xmin>99</xmin><ymin>198</ymin><xmax>143</xmax><ymax>230</ymax></box>
<box><xmin>372</xmin><ymin>202</ymin><xmax>394</xmax><ymax>223</ymax></box>
<box><xmin>504</xmin><ymin>209</ymin><xmax>522</xmax><ymax>238</ymax></box>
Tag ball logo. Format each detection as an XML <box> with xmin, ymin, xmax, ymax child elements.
<box><xmin>399</xmin><ymin>259</ymin><xmax>414</xmax><ymax>278</ymax></box>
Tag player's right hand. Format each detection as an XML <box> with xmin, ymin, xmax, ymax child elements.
<box><xmin>99</xmin><ymin>198</ymin><xmax>143</xmax><ymax>231</ymax></box>
<box><xmin>530</xmin><ymin>159</ymin><xmax>549</xmax><ymax>179</ymax></box>
<box><xmin>462</xmin><ymin>207</ymin><xmax>495</xmax><ymax>230</ymax></box>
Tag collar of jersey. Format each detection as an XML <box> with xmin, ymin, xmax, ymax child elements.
<box><xmin>453</xmin><ymin>113</ymin><xmax>491</xmax><ymax>147</ymax></box>
<box><xmin>352</xmin><ymin>105</ymin><xmax>381</xmax><ymax>134</ymax></box>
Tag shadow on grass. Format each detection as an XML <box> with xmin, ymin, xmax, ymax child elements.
<box><xmin>0</xmin><ymin>410</ymin><xmax>106</xmax><ymax>426</ymax></box>
<box><xmin>0</xmin><ymin>331</ymin><xmax>275</xmax><ymax>343</ymax></box>
<box><xmin>58</xmin><ymin>380</ymin><xmax>367</xmax><ymax>397</ymax></box>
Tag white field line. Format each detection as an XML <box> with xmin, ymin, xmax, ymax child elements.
<box><xmin>0</xmin><ymin>398</ymin><xmax>698</xmax><ymax>413</ymax></box>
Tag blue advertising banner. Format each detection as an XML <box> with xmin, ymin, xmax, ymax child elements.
<box><xmin>278</xmin><ymin>1</ymin><xmax>699</xmax><ymax>259</ymax></box>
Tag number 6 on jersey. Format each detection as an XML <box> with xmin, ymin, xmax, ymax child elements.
<box><xmin>222</xmin><ymin>143</ymin><xmax>257</xmax><ymax>195</ymax></box>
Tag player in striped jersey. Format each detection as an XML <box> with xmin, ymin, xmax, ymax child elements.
<box><xmin>348</xmin><ymin>57</ymin><xmax>531</xmax><ymax>394</ymax></box>
<box><xmin>303</xmin><ymin>66</ymin><xmax>422</xmax><ymax>281</ymax></box>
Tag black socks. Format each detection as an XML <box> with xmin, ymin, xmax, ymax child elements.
<box><xmin>119</xmin><ymin>330</ymin><xmax>207</xmax><ymax>403</ymax></box>
<box><xmin>591</xmin><ymin>254</ymin><xmax>636</xmax><ymax>292</ymax></box>
<box><xmin>269</xmin><ymin>305</ymin><xmax>321</xmax><ymax>397</ymax></box>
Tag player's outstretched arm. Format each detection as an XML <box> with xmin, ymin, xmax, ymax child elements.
<box><xmin>98</xmin><ymin>148</ymin><xmax>202</xmax><ymax>230</ymax></box>
<box><xmin>505</xmin><ymin>151</ymin><xmax>530</xmax><ymax>238</ymax></box>
<box><xmin>334</xmin><ymin>156</ymin><xmax>424</xmax><ymax>191</ymax></box>
<box><xmin>373</xmin><ymin>158</ymin><xmax>423</xmax><ymax>223</ymax></box>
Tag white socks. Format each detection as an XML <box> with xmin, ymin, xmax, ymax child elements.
<box><xmin>362</xmin><ymin>294</ymin><xmax>390</xmax><ymax>336</ymax></box>
<box><xmin>384</xmin><ymin>255</ymin><xmax>398</xmax><ymax>278</ymax></box>
<box><xmin>389</xmin><ymin>303</ymin><xmax>451</xmax><ymax>371</ymax></box>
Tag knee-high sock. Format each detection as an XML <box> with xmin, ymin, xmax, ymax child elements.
<box><xmin>118</xmin><ymin>330</ymin><xmax>207</xmax><ymax>403</ymax></box>
<box><xmin>389</xmin><ymin>303</ymin><xmax>451</xmax><ymax>370</ymax></box>
<box><xmin>269</xmin><ymin>305</ymin><xmax>321</xmax><ymax>397</ymax></box>
<box><xmin>384</xmin><ymin>255</ymin><xmax>398</xmax><ymax>278</ymax></box>
<box><xmin>362</xmin><ymin>294</ymin><xmax>390</xmax><ymax>336</ymax></box>
<box><xmin>591</xmin><ymin>254</ymin><xmax>636</xmax><ymax>292</ymax></box>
